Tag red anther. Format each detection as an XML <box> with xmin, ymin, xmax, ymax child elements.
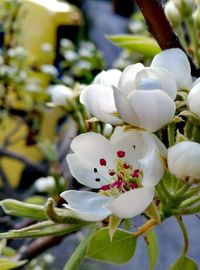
<box><xmin>131</xmin><ymin>169</ymin><xmax>140</xmax><ymax>178</ymax></box>
<box><xmin>118</xmin><ymin>175</ymin><xmax>122</xmax><ymax>181</ymax></box>
<box><xmin>109</xmin><ymin>170</ymin><xmax>115</xmax><ymax>176</ymax></box>
<box><xmin>99</xmin><ymin>158</ymin><xmax>107</xmax><ymax>166</ymax></box>
<box><xmin>100</xmin><ymin>184</ymin><xmax>111</xmax><ymax>190</ymax></box>
<box><xmin>116</xmin><ymin>181</ymin><xmax>121</xmax><ymax>188</ymax></box>
<box><xmin>123</xmin><ymin>163</ymin><xmax>130</xmax><ymax>169</ymax></box>
<box><xmin>117</xmin><ymin>150</ymin><xmax>125</xmax><ymax>158</ymax></box>
<box><xmin>111</xmin><ymin>181</ymin><xmax>118</xmax><ymax>188</ymax></box>
<box><xmin>130</xmin><ymin>183</ymin><xmax>138</xmax><ymax>189</ymax></box>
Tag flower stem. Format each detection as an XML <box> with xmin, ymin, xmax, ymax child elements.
<box><xmin>63</xmin><ymin>225</ymin><xmax>98</xmax><ymax>270</ymax></box>
<box><xmin>181</xmin><ymin>204</ymin><xmax>200</xmax><ymax>214</ymax></box>
<box><xmin>133</xmin><ymin>218</ymin><xmax>157</xmax><ymax>237</ymax></box>
<box><xmin>175</xmin><ymin>216</ymin><xmax>189</xmax><ymax>256</ymax></box>
<box><xmin>173</xmin><ymin>182</ymin><xmax>191</xmax><ymax>198</ymax></box>
<box><xmin>159</xmin><ymin>180</ymin><xmax>174</xmax><ymax>202</ymax></box>
<box><xmin>185</xmin><ymin>17</ymin><xmax>200</xmax><ymax>66</ymax></box>
<box><xmin>167</xmin><ymin>122</ymin><xmax>175</xmax><ymax>147</ymax></box>
<box><xmin>184</xmin><ymin>119</ymin><xmax>193</xmax><ymax>140</ymax></box>
<box><xmin>179</xmin><ymin>195</ymin><xmax>200</xmax><ymax>208</ymax></box>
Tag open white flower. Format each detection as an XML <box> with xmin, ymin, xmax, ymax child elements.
<box><xmin>61</xmin><ymin>127</ymin><xmax>166</xmax><ymax>221</ymax></box>
<box><xmin>47</xmin><ymin>84</ymin><xmax>73</xmax><ymax>106</ymax></box>
<box><xmin>80</xmin><ymin>51</ymin><xmax>178</xmax><ymax>131</ymax></box>
<box><xmin>168</xmin><ymin>141</ymin><xmax>200</xmax><ymax>180</ymax></box>
<box><xmin>151</xmin><ymin>48</ymin><xmax>192</xmax><ymax>89</ymax></box>
<box><xmin>187</xmin><ymin>80</ymin><xmax>200</xmax><ymax>117</ymax></box>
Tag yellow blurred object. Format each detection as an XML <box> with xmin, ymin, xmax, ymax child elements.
<box><xmin>19</xmin><ymin>0</ymin><xmax>83</xmax><ymax>65</ymax></box>
<box><xmin>0</xmin><ymin>107</ymin><xmax>63</xmax><ymax>188</ymax></box>
<box><xmin>0</xmin><ymin>0</ymin><xmax>82</xmax><ymax>188</ymax></box>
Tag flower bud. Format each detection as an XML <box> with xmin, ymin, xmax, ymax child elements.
<box><xmin>187</xmin><ymin>80</ymin><xmax>200</xmax><ymax>117</ymax></box>
<box><xmin>34</xmin><ymin>176</ymin><xmax>56</xmax><ymax>193</ymax></box>
<box><xmin>165</xmin><ymin>1</ymin><xmax>182</xmax><ymax>27</ymax></box>
<box><xmin>168</xmin><ymin>141</ymin><xmax>200</xmax><ymax>180</ymax></box>
<box><xmin>47</xmin><ymin>84</ymin><xmax>74</xmax><ymax>107</ymax></box>
<box><xmin>103</xmin><ymin>123</ymin><xmax>113</xmax><ymax>138</ymax></box>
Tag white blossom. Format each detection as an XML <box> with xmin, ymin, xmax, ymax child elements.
<box><xmin>61</xmin><ymin>127</ymin><xmax>166</xmax><ymax>221</ymax></box>
<box><xmin>168</xmin><ymin>141</ymin><xmax>200</xmax><ymax>180</ymax></box>
<box><xmin>47</xmin><ymin>84</ymin><xmax>73</xmax><ymax>106</ymax></box>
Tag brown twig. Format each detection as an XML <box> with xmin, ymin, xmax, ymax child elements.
<box><xmin>134</xmin><ymin>0</ymin><xmax>200</xmax><ymax>77</ymax></box>
<box><xmin>14</xmin><ymin>235</ymin><xmax>64</xmax><ymax>262</ymax></box>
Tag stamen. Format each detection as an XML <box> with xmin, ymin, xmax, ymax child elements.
<box><xmin>131</xmin><ymin>169</ymin><xmax>140</xmax><ymax>178</ymax></box>
<box><xmin>95</xmin><ymin>178</ymin><xmax>101</xmax><ymax>182</ymax></box>
<box><xmin>123</xmin><ymin>163</ymin><xmax>130</xmax><ymax>169</ymax></box>
<box><xmin>99</xmin><ymin>158</ymin><xmax>106</xmax><ymax>166</ymax></box>
<box><xmin>94</xmin><ymin>168</ymin><xmax>98</xmax><ymax>173</ymax></box>
<box><xmin>100</xmin><ymin>184</ymin><xmax>111</xmax><ymax>190</ymax></box>
<box><xmin>109</xmin><ymin>170</ymin><xmax>115</xmax><ymax>176</ymax></box>
<box><xmin>117</xmin><ymin>150</ymin><xmax>125</xmax><ymax>158</ymax></box>
<box><xmin>130</xmin><ymin>183</ymin><xmax>138</xmax><ymax>189</ymax></box>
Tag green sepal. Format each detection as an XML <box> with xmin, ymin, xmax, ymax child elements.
<box><xmin>108</xmin><ymin>215</ymin><xmax>121</xmax><ymax>240</ymax></box>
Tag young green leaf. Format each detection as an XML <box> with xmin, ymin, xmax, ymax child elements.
<box><xmin>145</xmin><ymin>230</ymin><xmax>158</xmax><ymax>270</ymax></box>
<box><xmin>0</xmin><ymin>258</ymin><xmax>27</xmax><ymax>270</ymax></box>
<box><xmin>107</xmin><ymin>35</ymin><xmax>161</xmax><ymax>57</ymax></box>
<box><xmin>87</xmin><ymin>228</ymin><xmax>137</xmax><ymax>264</ymax></box>
<box><xmin>0</xmin><ymin>199</ymin><xmax>47</xmax><ymax>221</ymax></box>
<box><xmin>168</xmin><ymin>255</ymin><xmax>198</xmax><ymax>270</ymax></box>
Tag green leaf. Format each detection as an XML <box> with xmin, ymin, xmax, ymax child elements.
<box><xmin>24</xmin><ymin>195</ymin><xmax>46</xmax><ymax>205</ymax></box>
<box><xmin>87</xmin><ymin>228</ymin><xmax>137</xmax><ymax>264</ymax></box>
<box><xmin>145</xmin><ymin>230</ymin><xmax>158</xmax><ymax>270</ymax></box>
<box><xmin>0</xmin><ymin>199</ymin><xmax>47</xmax><ymax>221</ymax></box>
<box><xmin>107</xmin><ymin>35</ymin><xmax>161</xmax><ymax>57</ymax></box>
<box><xmin>0</xmin><ymin>223</ymin><xmax>84</xmax><ymax>239</ymax></box>
<box><xmin>0</xmin><ymin>258</ymin><xmax>27</xmax><ymax>270</ymax></box>
<box><xmin>169</xmin><ymin>256</ymin><xmax>198</xmax><ymax>270</ymax></box>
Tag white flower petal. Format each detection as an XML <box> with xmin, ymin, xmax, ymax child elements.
<box><xmin>187</xmin><ymin>82</ymin><xmax>200</xmax><ymax>117</ymax></box>
<box><xmin>127</xmin><ymin>90</ymin><xmax>176</xmax><ymax>132</ymax></box>
<box><xmin>93</xmin><ymin>69</ymin><xmax>122</xmax><ymax>87</ymax></box>
<box><xmin>106</xmin><ymin>187</ymin><xmax>155</xmax><ymax>218</ymax></box>
<box><xmin>80</xmin><ymin>84</ymin><xmax>123</xmax><ymax>124</ymax></box>
<box><xmin>118</xmin><ymin>63</ymin><xmax>144</xmax><ymax>96</ymax></box>
<box><xmin>135</xmin><ymin>67</ymin><xmax>177</xmax><ymax>100</ymax></box>
<box><xmin>110</xmin><ymin>127</ymin><xmax>147</xmax><ymax>167</ymax></box>
<box><xmin>61</xmin><ymin>190</ymin><xmax>112</xmax><ymax>221</ymax></box>
<box><xmin>168</xmin><ymin>141</ymin><xmax>200</xmax><ymax>179</ymax></box>
<box><xmin>113</xmin><ymin>86</ymin><xmax>139</xmax><ymax>126</ymax></box>
<box><xmin>67</xmin><ymin>154</ymin><xmax>110</xmax><ymax>188</ymax></box>
<box><xmin>140</xmin><ymin>150</ymin><xmax>165</xmax><ymax>187</ymax></box>
<box><xmin>151</xmin><ymin>48</ymin><xmax>192</xmax><ymax>89</ymax></box>
<box><xmin>67</xmin><ymin>132</ymin><xmax>115</xmax><ymax>188</ymax></box>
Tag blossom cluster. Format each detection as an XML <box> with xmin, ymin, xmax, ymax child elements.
<box><xmin>60</xmin><ymin>48</ymin><xmax>200</xmax><ymax>222</ymax></box>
